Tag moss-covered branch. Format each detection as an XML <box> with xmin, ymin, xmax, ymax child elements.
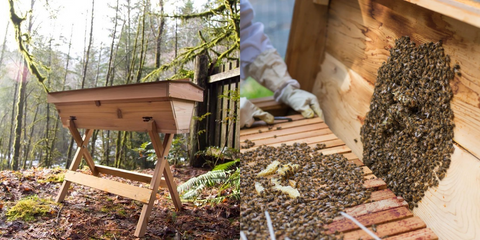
<box><xmin>142</xmin><ymin>0</ymin><xmax>239</xmax><ymax>82</ymax></box>
<box><xmin>8</xmin><ymin>0</ymin><xmax>49</xmax><ymax>93</ymax></box>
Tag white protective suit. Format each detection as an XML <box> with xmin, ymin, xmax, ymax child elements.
<box><xmin>239</xmin><ymin>0</ymin><xmax>323</xmax><ymax>128</ymax></box>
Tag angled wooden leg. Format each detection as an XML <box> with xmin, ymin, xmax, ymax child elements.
<box><xmin>135</xmin><ymin>122</ymin><xmax>174</xmax><ymax>237</ymax></box>
<box><xmin>148</xmin><ymin>130</ymin><xmax>182</xmax><ymax>210</ymax></box>
<box><xmin>67</xmin><ymin>121</ymin><xmax>98</xmax><ymax>176</ymax></box>
<box><xmin>163</xmin><ymin>161</ymin><xmax>182</xmax><ymax>210</ymax></box>
<box><xmin>56</xmin><ymin>121</ymin><xmax>94</xmax><ymax>203</ymax></box>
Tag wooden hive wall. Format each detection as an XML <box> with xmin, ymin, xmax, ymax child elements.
<box><xmin>287</xmin><ymin>0</ymin><xmax>480</xmax><ymax>239</ymax></box>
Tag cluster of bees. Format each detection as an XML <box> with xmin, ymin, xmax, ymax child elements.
<box><xmin>242</xmin><ymin>139</ymin><xmax>256</xmax><ymax>149</ymax></box>
<box><xmin>241</xmin><ymin>143</ymin><xmax>371</xmax><ymax>239</ymax></box>
<box><xmin>361</xmin><ymin>36</ymin><xmax>455</xmax><ymax>209</ymax></box>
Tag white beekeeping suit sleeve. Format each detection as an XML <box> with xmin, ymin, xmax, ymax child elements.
<box><xmin>239</xmin><ymin>0</ymin><xmax>323</xmax><ymax>129</ymax></box>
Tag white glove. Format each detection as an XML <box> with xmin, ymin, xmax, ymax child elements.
<box><xmin>244</xmin><ymin>48</ymin><xmax>324</xmax><ymax>120</ymax></box>
<box><xmin>240</xmin><ymin>97</ymin><xmax>274</xmax><ymax>128</ymax></box>
<box><xmin>279</xmin><ymin>84</ymin><xmax>324</xmax><ymax>120</ymax></box>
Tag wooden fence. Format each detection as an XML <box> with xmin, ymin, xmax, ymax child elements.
<box><xmin>189</xmin><ymin>55</ymin><xmax>240</xmax><ymax>164</ymax></box>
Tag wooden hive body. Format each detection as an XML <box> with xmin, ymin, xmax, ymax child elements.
<box><xmin>285</xmin><ymin>0</ymin><xmax>480</xmax><ymax>239</ymax></box>
<box><xmin>47</xmin><ymin>80</ymin><xmax>203</xmax><ymax>133</ymax></box>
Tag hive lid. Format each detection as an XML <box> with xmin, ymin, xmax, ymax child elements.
<box><xmin>47</xmin><ymin>79</ymin><xmax>204</xmax><ymax>104</ymax></box>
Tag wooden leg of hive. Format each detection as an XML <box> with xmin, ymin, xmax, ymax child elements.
<box><xmin>134</xmin><ymin>124</ymin><xmax>174</xmax><ymax>237</ymax></box>
<box><xmin>56</xmin><ymin>123</ymin><xmax>94</xmax><ymax>203</ymax></box>
<box><xmin>67</xmin><ymin>122</ymin><xmax>98</xmax><ymax>175</ymax></box>
<box><xmin>163</xmin><ymin>161</ymin><xmax>182</xmax><ymax>210</ymax></box>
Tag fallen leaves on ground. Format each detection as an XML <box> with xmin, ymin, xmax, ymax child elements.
<box><xmin>0</xmin><ymin>166</ymin><xmax>239</xmax><ymax>239</ymax></box>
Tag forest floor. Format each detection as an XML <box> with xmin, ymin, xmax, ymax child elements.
<box><xmin>0</xmin><ymin>166</ymin><xmax>240</xmax><ymax>240</ymax></box>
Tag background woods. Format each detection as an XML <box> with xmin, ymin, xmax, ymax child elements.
<box><xmin>0</xmin><ymin>0</ymin><xmax>240</xmax><ymax>171</ymax></box>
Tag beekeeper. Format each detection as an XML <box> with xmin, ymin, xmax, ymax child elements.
<box><xmin>240</xmin><ymin>0</ymin><xmax>323</xmax><ymax>128</ymax></box>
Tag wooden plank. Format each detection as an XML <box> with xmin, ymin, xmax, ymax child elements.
<box><xmin>363</xmin><ymin>178</ymin><xmax>387</xmax><ymax>190</ymax></box>
<box><xmin>325</xmin><ymin>207</ymin><xmax>413</xmax><ymax>234</ymax></box>
<box><xmin>250</xmin><ymin>128</ymin><xmax>333</xmax><ymax>146</ymax></box>
<box><xmin>240</xmin><ymin>123</ymin><xmax>328</xmax><ymax>141</ymax></box>
<box><xmin>209</xmin><ymin>68</ymin><xmax>240</xmax><ymax>83</ymax></box>
<box><xmin>286</xmin><ymin>0</ymin><xmax>328</xmax><ymax>92</ymax></box>
<box><xmin>343</xmin><ymin>152</ymin><xmax>358</xmax><ymax>161</ymax></box>
<box><xmin>349</xmin><ymin>158</ymin><xmax>364</xmax><ymax>167</ymax></box>
<box><xmin>313</xmin><ymin>0</ymin><xmax>329</xmax><ymax>5</ymax></box>
<box><xmin>60</xmin><ymin>118</ymin><xmax>183</xmax><ymax>134</ymax></box>
<box><xmin>343</xmin><ymin>216</ymin><xmax>426</xmax><ymax>240</ymax></box>
<box><xmin>172</xmin><ymin>99</ymin><xmax>196</xmax><ymax>132</ymax></box>
<box><xmin>383</xmin><ymin>228</ymin><xmax>438</xmax><ymax>240</ymax></box>
<box><xmin>95</xmin><ymin>164</ymin><xmax>168</xmax><ymax>188</ymax></box>
<box><xmin>54</xmin><ymin>99</ymin><xmax>173</xmax><ymax>113</ymax></box>
<box><xmin>240</xmin><ymin>134</ymin><xmax>339</xmax><ymax>153</ymax></box>
<box><xmin>362</xmin><ymin>166</ymin><xmax>372</xmax><ymax>175</ymax></box>
<box><xmin>364</xmin><ymin>174</ymin><xmax>377</xmax><ymax>180</ymax></box>
<box><xmin>341</xmin><ymin>197</ymin><xmax>408</xmax><ymax>219</ymax></box>
<box><xmin>168</xmin><ymin>81</ymin><xmax>204</xmax><ymax>102</ymax></box>
<box><xmin>370</xmin><ymin>189</ymin><xmax>397</xmax><ymax>201</ymax></box>
<box><xmin>65</xmin><ymin>170</ymin><xmax>151</xmax><ymax>203</ymax></box>
<box><xmin>401</xmin><ymin>0</ymin><xmax>480</xmax><ymax>29</ymax></box>
<box><xmin>47</xmin><ymin>80</ymin><xmax>203</xmax><ymax>103</ymax></box>
<box><xmin>240</xmin><ymin>117</ymin><xmax>322</xmax><ymax>136</ymax></box>
<box><xmin>249</xmin><ymin>96</ymin><xmax>290</xmax><ymax>117</ymax></box>
<box><xmin>413</xmin><ymin>145</ymin><xmax>480</xmax><ymax>240</ymax></box>
<box><xmin>317</xmin><ymin>145</ymin><xmax>351</xmax><ymax>155</ymax></box>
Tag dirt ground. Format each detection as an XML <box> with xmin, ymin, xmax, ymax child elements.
<box><xmin>0</xmin><ymin>166</ymin><xmax>240</xmax><ymax>240</ymax></box>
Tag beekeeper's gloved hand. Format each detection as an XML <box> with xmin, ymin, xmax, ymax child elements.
<box><xmin>240</xmin><ymin>97</ymin><xmax>274</xmax><ymax>128</ymax></box>
<box><xmin>244</xmin><ymin>48</ymin><xmax>324</xmax><ymax>120</ymax></box>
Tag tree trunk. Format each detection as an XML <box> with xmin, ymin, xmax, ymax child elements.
<box><xmin>189</xmin><ymin>54</ymin><xmax>209</xmax><ymax>166</ymax></box>
<box><xmin>7</xmin><ymin>76</ymin><xmax>19</xmax><ymax>166</ymax></box>
<box><xmin>12</xmin><ymin>61</ymin><xmax>28</xmax><ymax>170</ymax></box>
<box><xmin>114</xmin><ymin>131</ymin><xmax>123</xmax><ymax>168</ymax></box>
<box><xmin>154</xmin><ymin>0</ymin><xmax>165</xmax><ymax>80</ymax></box>
<box><xmin>105</xmin><ymin>0</ymin><xmax>119</xmax><ymax>87</ymax></box>
<box><xmin>0</xmin><ymin>22</ymin><xmax>9</xmax><ymax>67</ymax></box>
<box><xmin>23</xmin><ymin>104</ymin><xmax>39</xmax><ymax>169</ymax></box>
<box><xmin>104</xmin><ymin>130</ymin><xmax>111</xmax><ymax>166</ymax></box>
<box><xmin>12</xmin><ymin>0</ymin><xmax>35</xmax><ymax>170</ymax></box>
<box><xmin>81</xmin><ymin>0</ymin><xmax>95</xmax><ymax>89</ymax></box>
<box><xmin>50</xmin><ymin>24</ymin><xmax>73</xmax><ymax>168</ymax></box>
<box><xmin>135</xmin><ymin>1</ymin><xmax>147</xmax><ymax>83</ymax></box>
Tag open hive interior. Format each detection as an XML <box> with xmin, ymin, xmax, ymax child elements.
<box><xmin>281</xmin><ymin>0</ymin><xmax>480</xmax><ymax>239</ymax></box>
<box><xmin>240</xmin><ymin>115</ymin><xmax>438</xmax><ymax>239</ymax></box>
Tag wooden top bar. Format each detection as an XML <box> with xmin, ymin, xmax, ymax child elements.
<box><xmin>47</xmin><ymin>80</ymin><xmax>203</xmax><ymax>133</ymax></box>
<box><xmin>47</xmin><ymin>80</ymin><xmax>204</xmax><ymax>104</ymax></box>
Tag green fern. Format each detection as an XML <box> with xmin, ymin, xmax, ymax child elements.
<box><xmin>212</xmin><ymin>158</ymin><xmax>239</xmax><ymax>171</ymax></box>
<box><xmin>177</xmin><ymin>170</ymin><xmax>229</xmax><ymax>198</ymax></box>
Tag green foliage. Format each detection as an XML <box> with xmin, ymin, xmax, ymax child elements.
<box><xmin>212</xmin><ymin>158</ymin><xmax>239</xmax><ymax>171</ymax></box>
<box><xmin>136</xmin><ymin>134</ymin><xmax>189</xmax><ymax>166</ymax></box>
<box><xmin>240</xmin><ymin>77</ymin><xmax>273</xmax><ymax>99</ymax></box>
<box><xmin>177</xmin><ymin>158</ymin><xmax>240</xmax><ymax>204</ymax></box>
<box><xmin>197</xmin><ymin>146</ymin><xmax>239</xmax><ymax>168</ymax></box>
<box><xmin>177</xmin><ymin>170</ymin><xmax>229</xmax><ymax>199</ymax></box>
<box><xmin>168</xmin><ymin>135</ymin><xmax>189</xmax><ymax>165</ymax></box>
<box><xmin>6</xmin><ymin>195</ymin><xmax>59</xmax><ymax>221</ymax></box>
<box><xmin>142</xmin><ymin>0</ymin><xmax>239</xmax><ymax>81</ymax></box>
<box><xmin>38</xmin><ymin>172</ymin><xmax>65</xmax><ymax>184</ymax></box>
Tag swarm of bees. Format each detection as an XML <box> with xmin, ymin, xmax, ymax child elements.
<box><xmin>242</xmin><ymin>139</ymin><xmax>256</xmax><ymax>149</ymax></box>
<box><xmin>241</xmin><ymin>143</ymin><xmax>371</xmax><ymax>239</ymax></box>
<box><xmin>360</xmin><ymin>36</ymin><xmax>456</xmax><ymax>209</ymax></box>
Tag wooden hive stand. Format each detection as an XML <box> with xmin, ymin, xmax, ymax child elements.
<box><xmin>47</xmin><ymin>80</ymin><xmax>203</xmax><ymax>237</ymax></box>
